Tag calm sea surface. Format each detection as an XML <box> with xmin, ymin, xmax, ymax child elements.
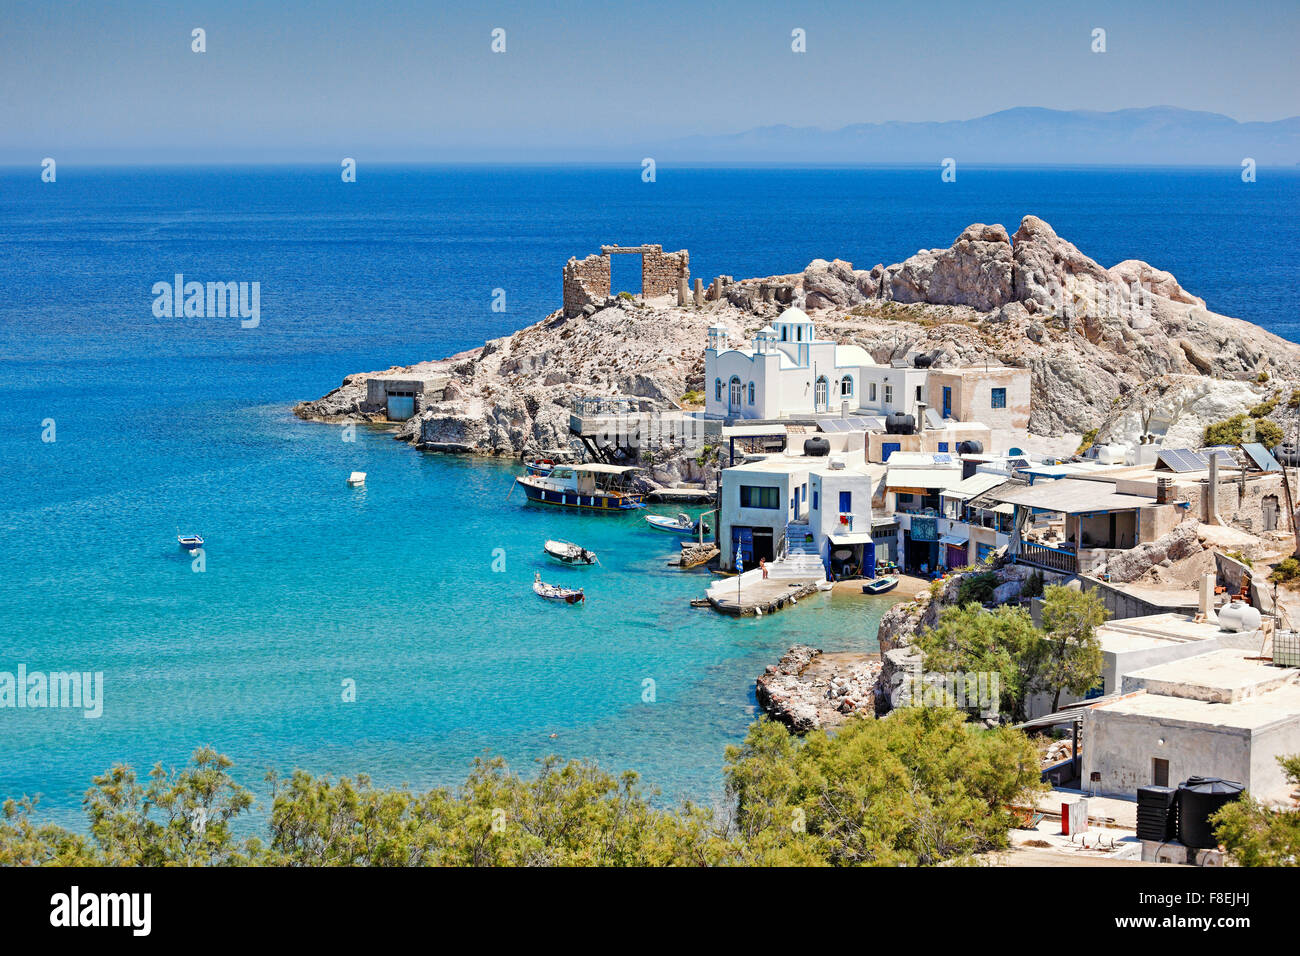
<box><xmin>1</xmin><ymin>165</ymin><xmax>1296</xmax><ymax>826</ymax></box>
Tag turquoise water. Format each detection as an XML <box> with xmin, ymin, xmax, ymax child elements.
<box><xmin>1</xmin><ymin>164</ymin><xmax>1295</xmax><ymax>826</ymax></box>
<box><xmin>1</xmin><ymin>404</ymin><xmax>894</xmax><ymax>825</ymax></box>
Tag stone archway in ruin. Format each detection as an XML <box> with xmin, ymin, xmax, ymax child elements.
<box><xmin>562</xmin><ymin>244</ymin><xmax>689</xmax><ymax>317</ymax></box>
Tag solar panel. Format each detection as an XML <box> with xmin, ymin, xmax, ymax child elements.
<box><xmin>932</xmin><ymin>453</ymin><xmax>953</xmax><ymax>464</ymax></box>
<box><xmin>1156</xmin><ymin>449</ymin><xmax>1202</xmax><ymax>473</ymax></box>
<box><xmin>1242</xmin><ymin>442</ymin><xmax>1282</xmax><ymax>472</ymax></box>
<box><xmin>925</xmin><ymin>408</ymin><xmax>944</xmax><ymax>430</ymax></box>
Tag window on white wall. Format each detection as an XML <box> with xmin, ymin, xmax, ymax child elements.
<box><xmin>715</xmin><ymin>378</ymin><xmax>722</xmax><ymax>401</ymax></box>
<box><xmin>840</xmin><ymin>375</ymin><xmax>853</xmax><ymax>397</ymax></box>
<box><xmin>884</xmin><ymin>384</ymin><xmax>893</xmax><ymax>404</ymax></box>
<box><xmin>747</xmin><ymin>382</ymin><xmax>755</xmax><ymax>405</ymax></box>
<box><xmin>869</xmin><ymin>382</ymin><xmax>877</xmax><ymax>401</ymax></box>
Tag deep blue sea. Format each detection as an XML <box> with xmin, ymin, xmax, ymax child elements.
<box><xmin>1</xmin><ymin>165</ymin><xmax>1296</xmax><ymax>827</ymax></box>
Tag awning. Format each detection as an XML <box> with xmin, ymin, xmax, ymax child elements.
<box><xmin>829</xmin><ymin>531</ymin><xmax>874</xmax><ymax>546</ymax></box>
<box><xmin>886</xmin><ymin>469</ymin><xmax>965</xmax><ymax>491</ymax></box>
<box><xmin>987</xmin><ymin>477</ymin><xmax>1155</xmax><ymax>514</ymax></box>
<box><xmin>939</xmin><ymin>533</ymin><xmax>968</xmax><ymax>546</ymax></box>
<box><xmin>942</xmin><ymin>472</ymin><xmax>1007</xmax><ymax>501</ymax></box>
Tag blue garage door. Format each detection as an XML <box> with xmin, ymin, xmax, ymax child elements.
<box><xmin>387</xmin><ymin>392</ymin><xmax>416</xmax><ymax>421</ymax></box>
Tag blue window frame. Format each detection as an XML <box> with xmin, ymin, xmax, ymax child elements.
<box><xmin>813</xmin><ymin>490</ymin><xmax>819</xmax><ymax>510</ymax></box>
<box><xmin>937</xmin><ymin>442</ymin><xmax>949</xmax><ymax>452</ymax></box>
<box><xmin>747</xmin><ymin>382</ymin><xmax>755</xmax><ymax>404</ymax></box>
<box><xmin>839</xmin><ymin>491</ymin><xmax>852</xmax><ymax>513</ymax></box>
<box><xmin>840</xmin><ymin>375</ymin><xmax>853</xmax><ymax>397</ymax></box>
<box><xmin>942</xmin><ymin>385</ymin><xmax>952</xmax><ymax>419</ymax></box>
<box><xmin>714</xmin><ymin>378</ymin><xmax>722</xmax><ymax>401</ymax></box>
<box><xmin>991</xmin><ymin>387</ymin><xmax>1007</xmax><ymax>409</ymax></box>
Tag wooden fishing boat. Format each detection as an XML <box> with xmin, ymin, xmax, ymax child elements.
<box><xmin>177</xmin><ymin>533</ymin><xmax>204</xmax><ymax>551</ymax></box>
<box><xmin>543</xmin><ymin>540</ymin><xmax>598</xmax><ymax>566</ymax></box>
<box><xmin>533</xmin><ymin>572</ymin><xmax>584</xmax><ymax>604</ymax></box>
<box><xmin>861</xmin><ymin>575</ymin><xmax>899</xmax><ymax>595</ymax></box>
<box><xmin>515</xmin><ymin>464</ymin><xmax>645</xmax><ymax>512</ymax></box>
<box><xmin>644</xmin><ymin>512</ymin><xmax>704</xmax><ymax>536</ymax></box>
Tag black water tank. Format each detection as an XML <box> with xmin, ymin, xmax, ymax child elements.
<box><xmin>1274</xmin><ymin>443</ymin><xmax>1300</xmax><ymax>468</ymax></box>
<box><xmin>885</xmin><ymin>412</ymin><xmax>915</xmax><ymax>435</ymax></box>
<box><xmin>1176</xmin><ymin>777</ymin><xmax>1244</xmax><ymax>849</ymax></box>
<box><xmin>957</xmin><ymin>439</ymin><xmax>984</xmax><ymax>455</ymax></box>
<box><xmin>913</xmin><ymin>354</ymin><xmax>933</xmax><ymax>369</ymax></box>
<box><xmin>1136</xmin><ymin>785</ymin><xmax>1177</xmax><ymax>842</ymax></box>
<box><xmin>803</xmin><ymin>436</ymin><xmax>830</xmax><ymax>457</ymax></box>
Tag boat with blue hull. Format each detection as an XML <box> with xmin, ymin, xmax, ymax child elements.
<box><xmin>515</xmin><ymin>464</ymin><xmax>646</xmax><ymax>512</ymax></box>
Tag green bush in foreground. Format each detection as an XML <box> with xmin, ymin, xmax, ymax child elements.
<box><xmin>0</xmin><ymin>711</ymin><xmax>1043</xmax><ymax>867</ymax></box>
<box><xmin>1213</xmin><ymin>755</ymin><xmax>1300</xmax><ymax>866</ymax></box>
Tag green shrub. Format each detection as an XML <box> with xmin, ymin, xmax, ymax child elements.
<box><xmin>1269</xmin><ymin>558</ymin><xmax>1300</xmax><ymax>584</ymax></box>
<box><xmin>957</xmin><ymin>571</ymin><xmax>999</xmax><ymax>606</ymax></box>
<box><xmin>1203</xmin><ymin>414</ymin><xmax>1282</xmax><ymax>449</ymax></box>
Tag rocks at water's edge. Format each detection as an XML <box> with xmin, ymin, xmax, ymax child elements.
<box><xmin>755</xmin><ymin>644</ymin><xmax>882</xmax><ymax>733</ymax></box>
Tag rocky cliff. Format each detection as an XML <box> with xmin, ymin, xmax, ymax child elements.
<box><xmin>295</xmin><ymin>215</ymin><xmax>1300</xmax><ymax>454</ymax></box>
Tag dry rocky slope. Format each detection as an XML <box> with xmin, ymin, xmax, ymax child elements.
<box><xmin>295</xmin><ymin>215</ymin><xmax>1300</xmax><ymax>454</ymax></box>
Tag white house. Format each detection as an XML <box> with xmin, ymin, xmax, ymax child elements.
<box><xmin>705</xmin><ymin>307</ymin><xmax>928</xmax><ymax>421</ymax></box>
<box><xmin>717</xmin><ymin>452</ymin><xmax>880</xmax><ymax>576</ymax></box>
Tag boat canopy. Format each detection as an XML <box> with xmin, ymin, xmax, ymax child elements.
<box><xmin>571</xmin><ymin>463</ymin><xmax>641</xmax><ymax>474</ymax></box>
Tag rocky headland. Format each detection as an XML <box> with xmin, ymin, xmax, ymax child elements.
<box><xmin>295</xmin><ymin>215</ymin><xmax>1300</xmax><ymax>458</ymax></box>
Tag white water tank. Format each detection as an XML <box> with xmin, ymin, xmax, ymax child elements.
<box><xmin>1093</xmin><ymin>443</ymin><xmax>1131</xmax><ymax>465</ymax></box>
<box><xmin>1218</xmin><ymin>600</ymin><xmax>1261</xmax><ymax>633</ymax></box>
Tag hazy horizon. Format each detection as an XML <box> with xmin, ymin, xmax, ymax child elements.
<box><xmin>3</xmin><ymin>0</ymin><xmax>1298</xmax><ymax>164</ymax></box>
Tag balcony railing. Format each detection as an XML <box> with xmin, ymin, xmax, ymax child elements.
<box><xmin>1018</xmin><ymin>541</ymin><xmax>1078</xmax><ymax>575</ymax></box>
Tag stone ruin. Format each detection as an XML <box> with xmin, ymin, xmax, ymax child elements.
<box><xmin>562</xmin><ymin>244</ymin><xmax>689</xmax><ymax>317</ymax></box>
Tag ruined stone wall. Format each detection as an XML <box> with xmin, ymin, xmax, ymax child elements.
<box><xmin>563</xmin><ymin>245</ymin><xmax>689</xmax><ymax>316</ymax></box>
<box><xmin>562</xmin><ymin>254</ymin><xmax>611</xmax><ymax>317</ymax></box>
<box><xmin>641</xmin><ymin>246</ymin><xmax>689</xmax><ymax>297</ymax></box>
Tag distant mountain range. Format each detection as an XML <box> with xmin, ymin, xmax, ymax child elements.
<box><xmin>666</xmin><ymin>107</ymin><xmax>1300</xmax><ymax>166</ymax></box>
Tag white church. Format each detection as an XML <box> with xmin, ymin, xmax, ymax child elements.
<box><xmin>704</xmin><ymin>307</ymin><xmax>929</xmax><ymax>421</ymax></box>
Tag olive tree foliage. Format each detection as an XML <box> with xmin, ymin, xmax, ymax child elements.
<box><xmin>2</xmin><ymin>713</ymin><xmax>1044</xmax><ymax>867</ymax></box>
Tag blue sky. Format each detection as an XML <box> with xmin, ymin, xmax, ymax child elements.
<box><xmin>1</xmin><ymin>0</ymin><xmax>1297</xmax><ymax>162</ymax></box>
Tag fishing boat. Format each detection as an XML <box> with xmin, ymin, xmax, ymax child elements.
<box><xmin>543</xmin><ymin>540</ymin><xmax>598</xmax><ymax>566</ymax></box>
<box><xmin>524</xmin><ymin>457</ymin><xmax>556</xmax><ymax>477</ymax></box>
<box><xmin>644</xmin><ymin>512</ymin><xmax>705</xmax><ymax>536</ymax></box>
<box><xmin>861</xmin><ymin>575</ymin><xmax>899</xmax><ymax>595</ymax></box>
<box><xmin>514</xmin><ymin>464</ymin><xmax>646</xmax><ymax>512</ymax></box>
<box><xmin>177</xmin><ymin>533</ymin><xmax>204</xmax><ymax>551</ymax></box>
<box><xmin>532</xmin><ymin>572</ymin><xmax>584</xmax><ymax>604</ymax></box>
<box><xmin>347</xmin><ymin>471</ymin><xmax>366</xmax><ymax>487</ymax></box>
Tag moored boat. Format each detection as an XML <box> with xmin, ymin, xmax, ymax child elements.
<box><xmin>644</xmin><ymin>512</ymin><xmax>706</xmax><ymax>536</ymax></box>
<box><xmin>177</xmin><ymin>533</ymin><xmax>204</xmax><ymax>551</ymax></box>
<box><xmin>515</xmin><ymin>464</ymin><xmax>646</xmax><ymax>512</ymax></box>
<box><xmin>533</xmin><ymin>572</ymin><xmax>584</xmax><ymax>604</ymax></box>
<box><xmin>543</xmin><ymin>540</ymin><xmax>598</xmax><ymax>566</ymax></box>
<box><xmin>861</xmin><ymin>575</ymin><xmax>899</xmax><ymax>595</ymax></box>
<box><xmin>524</xmin><ymin>457</ymin><xmax>556</xmax><ymax>476</ymax></box>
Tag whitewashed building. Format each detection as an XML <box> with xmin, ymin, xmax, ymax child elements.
<box><xmin>704</xmin><ymin>307</ymin><xmax>928</xmax><ymax>421</ymax></box>
<box><xmin>717</xmin><ymin>453</ymin><xmax>881</xmax><ymax>576</ymax></box>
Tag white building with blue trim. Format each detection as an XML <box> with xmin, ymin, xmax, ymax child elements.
<box><xmin>704</xmin><ymin>307</ymin><xmax>929</xmax><ymax>422</ymax></box>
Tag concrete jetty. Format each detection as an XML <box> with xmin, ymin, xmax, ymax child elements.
<box><xmin>706</xmin><ymin>566</ymin><xmax>824</xmax><ymax>616</ymax></box>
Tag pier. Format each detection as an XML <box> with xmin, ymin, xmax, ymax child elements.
<box><xmin>705</xmin><ymin>570</ymin><xmax>824</xmax><ymax>616</ymax></box>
